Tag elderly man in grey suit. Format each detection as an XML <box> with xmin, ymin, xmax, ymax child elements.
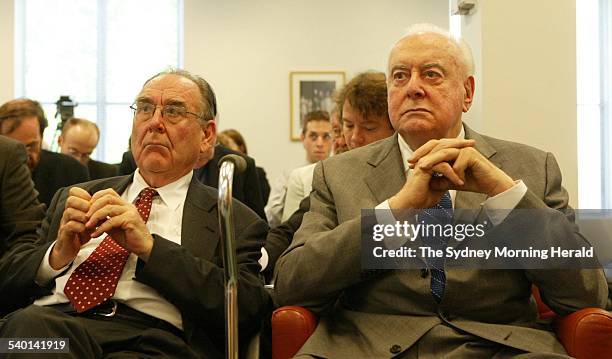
<box><xmin>274</xmin><ymin>24</ymin><xmax>608</xmax><ymax>358</ymax></box>
<box><xmin>0</xmin><ymin>69</ymin><xmax>269</xmax><ymax>358</ymax></box>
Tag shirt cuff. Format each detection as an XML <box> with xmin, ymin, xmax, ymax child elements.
<box><xmin>35</xmin><ymin>242</ymin><xmax>71</xmax><ymax>286</ymax></box>
<box><xmin>375</xmin><ymin>200</ymin><xmax>396</xmax><ymax>225</ymax></box>
<box><xmin>258</xmin><ymin>247</ymin><xmax>269</xmax><ymax>272</ymax></box>
<box><xmin>483</xmin><ymin>180</ymin><xmax>528</xmax><ymax>226</ymax></box>
<box><xmin>374</xmin><ymin>200</ymin><xmax>414</xmax><ymax>249</ymax></box>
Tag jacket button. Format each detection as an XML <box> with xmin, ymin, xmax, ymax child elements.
<box><xmin>420</xmin><ymin>268</ymin><xmax>429</xmax><ymax>278</ymax></box>
<box><xmin>390</xmin><ymin>344</ymin><xmax>402</xmax><ymax>354</ymax></box>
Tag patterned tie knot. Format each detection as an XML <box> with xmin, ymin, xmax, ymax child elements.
<box><xmin>134</xmin><ymin>187</ymin><xmax>158</xmax><ymax>222</ymax></box>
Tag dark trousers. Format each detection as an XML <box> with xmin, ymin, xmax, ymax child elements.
<box><xmin>0</xmin><ymin>304</ymin><xmax>201</xmax><ymax>358</ymax></box>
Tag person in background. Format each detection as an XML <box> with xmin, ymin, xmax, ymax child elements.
<box><xmin>221</xmin><ymin>128</ymin><xmax>271</xmax><ymax>206</ymax></box>
<box><xmin>0</xmin><ymin>136</ymin><xmax>45</xmax><ymax>314</ymax></box>
<box><xmin>330</xmin><ymin>107</ymin><xmax>348</xmax><ymax>155</ymax></box>
<box><xmin>280</xmin><ymin>71</ymin><xmax>394</xmax><ymax>222</ymax></box>
<box><xmin>266</xmin><ymin>71</ymin><xmax>394</xmax><ymax>279</ymax></box>
<box><xmin>0</xmin><ymin>98</ymin><xmax>89</xmax><ymax>207</ymax></box>
<box><xmin>265</xmin><ymin>110</ymin><xmax>332</xmax><ymax>227</ymax></box>
<box><xmin>58</xmin><ymin>117</ymin><xmax>118</xmax><ymax>180</ymax></box>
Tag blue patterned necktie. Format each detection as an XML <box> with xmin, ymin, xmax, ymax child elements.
<box><xmin>420</xmin><ymin>191</ymin><xmax>453</xmax><ymax>302</ymax></box>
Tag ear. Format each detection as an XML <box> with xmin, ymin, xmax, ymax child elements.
<box><xmin>200</xmin><ymin>120</ymin><xmax>217</xmax><ymax>153</ymax></box>
<box><xmin>462</xmin><ymin>76</ymin><xmax>475</xmax><ymax>113</ymax></box>
<box><xmin>57</xmin><ymin>135</ymin><xmax>64</xmax><ymax>147</ymax></box>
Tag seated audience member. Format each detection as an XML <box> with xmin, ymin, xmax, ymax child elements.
<box><xmin>281</xmin><ymin>71</ymin><xmax>394</xmax><ymax>222</ymax></box>
<box><xmin>330</xmin><ymin>107</ymin><xmax>348</xmax><ymax>155</ymax></box>
<box><xmin>273</xmin><ymin>24</ymin><xmax>608</xmax><ymax>358</ymax></box>
<box><xmin>265</xmin><ymin>71</ymin><xmax>394</xmax><ymax>280</ymax></box>
<box><xmin>0</xmin><ymin>136</ymin><xmax>45</xmax><ymax>313</ymax></box>
<box><xmin>221</xmin><ymin>128</ymin><xmax>271</xmax><ymax>206</ymax></box>
<box><xmin>265</xmin><ymin>110</ymin><xmax>332</xmax><ymax>227</ymax></box>
<box><xmin>119</xmin><ymin>137</ymin><xmax>267</xmax><ymax>220</ymax></box>
<box><xmin>58</xmin><ymin>117</ymin><xmax>119</xmax><ymax>180</ymax></box>
<box><xmin>0</xmin><ymin>69</ymin><xmax>269</xmax><ymax>358</ymax></box>
<box><xmin>0</xmin><ymin>99</ymin><xmax>90</xmax><ymax>207</ymax></box>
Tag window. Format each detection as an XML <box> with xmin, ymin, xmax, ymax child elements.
<box><xmin>15</xmin><ymin>0</ymin><xmax>182</xmax><ymax>163</ymax></box>
<box><xmin>577</xmin><ymin>0</ymin><xmax>612</xmax><ymax>209</ymax></box>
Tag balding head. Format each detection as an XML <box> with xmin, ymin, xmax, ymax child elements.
<box><xmin>386</xmin><ymin>23</ymin><xmax>476</xmax><ymax>150</ymax></box>
<box><xmin>58</xmin><ymin>118</ymin><xmax>100</xmax><ymax>165</ymax></box>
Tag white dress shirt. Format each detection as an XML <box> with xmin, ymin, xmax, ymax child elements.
<box><xmin>282</xmin><ymin>163</ymin><xmax>316</xmax><ymax>222</ymax></box>
<box><xmin>35</xmin><ymin>169</ymin><xmax>192</xmax><ymax>330</ymax></box>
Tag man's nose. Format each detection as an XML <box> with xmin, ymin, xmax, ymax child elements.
<box><xmin>406</xmin><ymin>73</ymin><xmax>425</xmax><ymax>99</ymax></box>
<box><xmin>351</xmin><ymin>128</ymin><xmax>364</xmax><ymax>148</ymax></box>
<box><xmin>147</xmin><ymin>107</ymin><xmax>166</xmax><ymax>132</ymax></box>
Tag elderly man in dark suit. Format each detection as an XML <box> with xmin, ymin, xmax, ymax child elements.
<box><xmin>274</xmin><ymin>24</ymin><xmax>608</xmax><ymax>358</ymax></box>
<box><xmin>0</xmin><ymin>70</ymin><xmax>269</xmax><ymax>358</ymax></box>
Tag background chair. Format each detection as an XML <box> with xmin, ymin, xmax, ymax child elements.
<box><xmin>271</xmin><ymin>286</ymin><xmax>612</xmax><ymax>359</ymax></box>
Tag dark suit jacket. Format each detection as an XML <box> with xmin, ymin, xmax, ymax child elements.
<box><xmin>274</xmin><ymin>127</ymin><xmax>608</xmax><ymax>358</ymax></box>
<box><xmin>0</xmin><ymin>136</ymin><xmax>45</xmax><ymax>313</ymax></box>
<box><xmin>263</xmin><ymin>196</ymin><xmax>309</xmax><ymax>283</ymax></box>
<box><xmin>87</xmin><ymin>159</ymin><xmax>118</xmax><ymax>180</ymax></box>
<box><xmin>0</xmin><ymin>173</ymin><xmax>270</xmax><ymax>357</ymax></box>
<box><xmin>194</xmin><ymin>145</ymin><xmax>267</xmax><ymax>220</ymax></box>
<box><xmin>256</xmin><ymin>166</ymin><xmax>271</xmax><ymax>207</ymax></box>
<box><xmin>32</xmin><ymin>150</ymin><xmax>90</xmax><ymax>208</ymax></box>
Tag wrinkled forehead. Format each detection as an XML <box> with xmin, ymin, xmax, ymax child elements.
<box><xmin>389</xmin><ymin>33</ymin><xmax>464</xmax><ymax>71</ymax></box>
<box><xmin>136</xmin><ymin>74</ymin><xmax>202</xmax><ymax>110</ymax></box>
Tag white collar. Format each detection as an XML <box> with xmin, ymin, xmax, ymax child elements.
<box><xmin>128</xmin><ymin>169</ymin><xmax>193</xmax><ymax>210</ymax></box>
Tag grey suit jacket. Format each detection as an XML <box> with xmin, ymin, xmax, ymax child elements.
<box><xmin>2</xmin><ymin>173</ymin><xmax>270</xmax><ymax>357</ymax></box>
<box><xmin>274</xmin><ymin>126</ymin><xmax>608</xmax><ymax>358</ymax></box>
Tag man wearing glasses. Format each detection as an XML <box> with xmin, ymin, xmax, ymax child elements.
<box><xmin>0</xmin><ymin>69</ymin><xmax>269</xmax><ymax>358</ymax></box>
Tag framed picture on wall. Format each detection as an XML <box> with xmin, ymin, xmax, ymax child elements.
<box><xmin>290</xmin><ymin>71</ymin><xmax>346</xmax><ymax>141</ymax></box>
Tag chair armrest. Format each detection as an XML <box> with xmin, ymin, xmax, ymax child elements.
<box><xmin>272</xmin><ymin>306</ymin><xmax>318</xmax><ymax>359</ymax></box>
<box><xmin>554</xmin><ymin>308</ymin><xmax>612</xmax><ymax>359</ymax></box>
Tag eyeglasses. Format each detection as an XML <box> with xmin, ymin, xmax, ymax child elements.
<box><xmin>129</xmin><ymin>102</ymin><xmax>203</xmax><ymax>124</ymax></box>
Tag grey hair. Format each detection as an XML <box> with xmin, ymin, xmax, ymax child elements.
<box><xmin>394</xmin><ymin>23</ymin><xmax>475</xmax><ymax>77</ymax></box>
<box><xmin>141</xmin><ymin>68</ymin><xmax>218</xmax><ymax>123</ymax></box>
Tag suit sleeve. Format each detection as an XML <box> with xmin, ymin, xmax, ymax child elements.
<box><xmin>273</xmin><ymin>162</ymin><xmax>367</xmax><ymax>313</ymax></box>
<box><xmin>242</xmin><ymin>157</ymin><xmax>267</xmax><ymax>220</ymax></box>
<box><xmin>519</xmin><ymin>153</ymin><xmax>608</xmax><ymax>313</ymax></box>
<box><xmin>263</xmin><ymin>196</ymin><xmax>309</xmax><ymax>283</ymax></box>
<box><xmin>0</xmin><ymin>143</ymin><xmax>57</xmax><ymax>311</ymax></box>
<box><xmin>134</xmin><ymin>205</ymin><xmax>270</xmax><ymax>332</ymax></box>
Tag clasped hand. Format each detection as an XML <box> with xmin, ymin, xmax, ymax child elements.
<box><xmin>51</xmin><ymin>187</ymin><xmax>153</xmax><ymax>269</ymax></box>
<box><xmin>389</xmin><ymin>138</ymin><xmax>515</xmax><ymax>211</ymax></box>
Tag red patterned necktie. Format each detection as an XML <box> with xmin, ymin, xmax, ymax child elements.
<box><xmin>64</xmin><ymin>187</ymin><xmax>158</xmax><ymax>312</ymax></box>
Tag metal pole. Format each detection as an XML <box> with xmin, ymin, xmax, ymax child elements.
<box><xmin>218</xmin><ymin>154</ymin><xmax>245</xmax><ymax>359</ymax></box>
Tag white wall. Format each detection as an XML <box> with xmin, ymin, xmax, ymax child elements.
<box><xmin>461</xmin><ymin>0</ymin><xmax>578</xmax><ymax>206</ymax></box>
<box><xmin>183</xmin><ymin>0</ymin><xmax>448</xmax><ymax>181</ymax></box>
<box><xmin>0</xmin><ymin>0</ymin><xmax>14</xmax><ymax>105</ymax></box>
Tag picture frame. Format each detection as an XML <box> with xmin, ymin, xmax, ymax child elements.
<box><xmin>290</xmin><ymin>71</ymin><xmax>346</xmax><ymax>141</ymax></box>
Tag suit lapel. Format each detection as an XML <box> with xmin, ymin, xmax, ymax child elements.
<box><xmin>180</xmin><ymin>176</ymin><xmax>219</xmax><ymax>261</ymax></box>
<box><xmin>364</xmin><ymin>135</ymin><xmax>406</xmax><ymax>204</ymax></box>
